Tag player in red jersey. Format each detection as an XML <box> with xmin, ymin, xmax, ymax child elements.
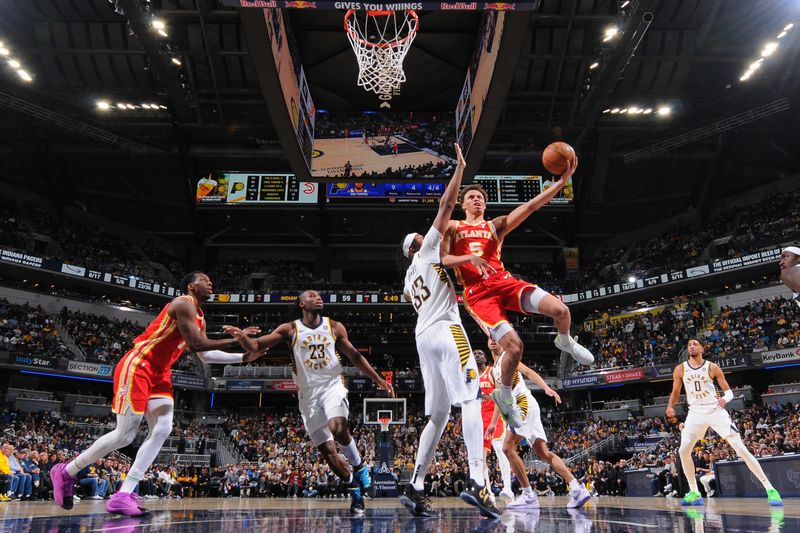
<box><xmin>442</xmin><ymin>159</ymin><xmax>593</xmax><ymax>428</ymax></box>
<box><xmin>475</xmin><ymin>348</ymin><xmax>513</xmax><ymax>504</ymax></box>
<box><xmin>50</xmin><ymin>272</ymin><xmax>260</xmax><ymax>516</ymax></box>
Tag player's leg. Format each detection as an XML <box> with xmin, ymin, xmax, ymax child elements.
<box><xmin>325</xmin><ymin>384</ymin><xmax>370</xmax><ymax>491</ymax></box>
<box><xmin>531</xmin><ymin>439</ymin><xmax>590</xmax><ymax>508</ymax></box>
<box><xmin>502</xmin><ymin>432</ymin><xmax>538</xmax><ymax>509</ymax></box>
<box><xmin>519</xmin><ymin>286</ymin><xmax>593</xmax><ymax>365</ymax></box>
<box><xmin>678</xmin><ymin>413</ymin><xmax>707</xmax><ymax>505</ymax></box>
<box><xmin>713</xmin><ymin>412</ymin><xmax>782</xmax><ymax>505</ymax></box>
<box><xmin>491</xmin><ymin>436</ymin><xmax>514</xmax><ymax>502</ymax></box>
<box><xmin>107</xmin><ymin>395</ymin><xmax>173</xmax><ymax>515</ymax></box>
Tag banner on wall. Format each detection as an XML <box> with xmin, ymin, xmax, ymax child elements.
<box><xmin>67</xmin><ymin>360</ymin><xmax>113</xmax><ymax>377</ymax></box>
<box><xmin>604</xmin><ymin>368</ymin><xmax>645</xmax><ymax>384</ymax></box>
<box><xmin>761</xmin><ymin>347</ymin><xmax>800</xmax><ymax>364</ymax></box>
<box><xmin>561</xmin><ymin>375</ymin><xmax>598</xmax><ymax>388</ymax></box>
<box><xmin>172</xmin><ymin>372</ymin><xmax>207</xmax><ymax>389</ymax></box>
<box><xmin>13</xmin><ymin>354</ymin><xmax>56</xmax><ymax>369</ymax></box>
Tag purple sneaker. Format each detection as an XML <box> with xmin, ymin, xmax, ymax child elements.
<box><xmin>105</xmin><ymin>492</ymin><xmax>149</xmax><ymax>517</ymax></box>
<box><xmin>51</xmin><ymin>463</ymin><xmax>75</xmax><ymax>510</ymax></box>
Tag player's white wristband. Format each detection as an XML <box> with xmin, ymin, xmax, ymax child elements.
<box><xmin>722</xmin><ymin>390</ymin><xmax>734</xmax><ymax>403</ymax></box>
<box><xmin>197</xmin><ymin>350</ymin><xmax>244</xmax><ymax>364</ymax></box>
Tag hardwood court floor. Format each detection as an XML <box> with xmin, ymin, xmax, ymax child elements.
<box><xmin>312</xmin><ymin>136</ymin><xmax>446</xmax><ymax>177</ymax></box>
<box><xmin>1</xmin><ymin>496</ymin><xmax>796</xmax><ymax>532</ymax></box>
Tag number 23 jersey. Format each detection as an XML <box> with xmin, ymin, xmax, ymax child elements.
<box><xmin>404</xmin><ymin>226</ymin><xmax>462</xmax><ymax>335</ymax></box>
<box><xmin>290</xmin><ymin>317</ymin><xmax>343</xmax><ymax>391</ymax></box>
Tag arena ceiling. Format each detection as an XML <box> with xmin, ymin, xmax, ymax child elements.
<box><xmin>0</xmin><ymin>0</ymin><xmax>798</xmax><ymax>250</ymax></box>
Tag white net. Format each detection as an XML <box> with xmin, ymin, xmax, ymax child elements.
<box><xmin>344</xmin><ymin>10</ymin><xmax>419</xmax><ymax>101</ymax></box>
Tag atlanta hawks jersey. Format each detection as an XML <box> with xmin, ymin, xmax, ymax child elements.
<box><xmin>290</xmin><ymin>316</ymin><xmax>343</xmax><ymax>391</ymax></box>
<box><xmin>450</xmin><ymin>220</ymin><xmax>505</xmax><ymax>287</ymax></box>
<box><xmin>479</xmin><ymin>366</ymin><xmax>496</xmax><ymax>419</ymax></box>
<box><xmin>404</xmin><ymin>226</ymin><xmax>461</xmax><ymax>335</ymax></box>
<box><xmin>682</xmin><ymin>361</ymin><xmax>719</xmax><ymax>413</ymax></box>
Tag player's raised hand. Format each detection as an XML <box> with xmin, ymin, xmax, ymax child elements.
<box><xmin>222</xmin><ymin>325</ymin><xmax>243</xmax><ymax>337</ymax></box>
<box><xmin>560</xmin><ymin>155</ymin><xmax>578</xmax><ymax>182</ymax></box>
<box><xmin>665</xmin><ymin>406</ymin><xmax>676</xmax><ymax>418</ymax></box>
<box><xmin>544</xmin><ymin>386</ymin><xmax>562</xmax><ymax>405</ymax></box>
<box><xmin>377</xmin><ymin>379</ymin><xmax>396</xmax><ymax>398</ymax></box>
<box><xmin>241</xmin><ymin>326</ymin><xmax>261</xmax><ymax>336</ymax></box>
<box><xmin>468</xmin><ymin>255</ymin><xmax>496</xmax><ymax>278</ymax></box>
<box><xmin>454</xmin><ymin>142</ymin><xmax>466</xmax><ymax>168</ymax></box>
<box><xmin>243</xmin><ymin>348</ymin><xmax>268</xmax><ymax>363</ymax></box>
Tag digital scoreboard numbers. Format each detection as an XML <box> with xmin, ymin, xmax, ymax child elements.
<box><xmin>325</xmin><ymin>176</ymin><xmax>572</xmax><ymax>206</ymax></box>
<box><xmin>196</xmin><ymin>173</ymin><xmax>318</xmax><ymax>205</ymax></box>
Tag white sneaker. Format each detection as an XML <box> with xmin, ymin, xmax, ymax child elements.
<box><xmin>73</xmin><ymin>495</ymin><xmax>81</xmax><ymax>502</ymax></box>
<box><xmin>567</xmin><ymin>486</ymin><xmax>591</xmax><ymax>509</ymax></box>
<box><xmin>506</xmin><ymin>491</ymin><xmax>539</xmax><ymax>510</ymax></box>
<box><xmin>490</xmin><ymin>390</ymin><xmax>524</xmax><ymax>428</ymax></box>
<box><xmin>499</xmin><ymin>489</ymin><xmax>515</xmax><ymax>504</ymax></box>
<box><xmin>91</xmin><ymin>495</ymin><xmax>103</xmax><ymax>500</ymax></box>
<box><xmin>554</xmin><ymin>335</ymin><xmax>595</xmax><ymax>366</ymax></box>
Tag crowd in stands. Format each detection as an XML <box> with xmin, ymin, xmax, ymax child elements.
<box><xmin>572</xmin><ymin>295</ymin><xmax>800</xmax><ymax>374</ymax></box>
<box><xmin>62</xmin><ymin>309</ymin><xmax>138</xmax><ymax>366</ymax></box>
<box><xmin>0</xmin><ymin>299</ymin><xmax>72</xmax><ymax>360</ymax></box>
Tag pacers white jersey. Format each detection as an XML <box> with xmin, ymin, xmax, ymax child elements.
<box><xmin>492</xmin><ymin>351</ymin><xmax>534</xmax><ymax>419</ymax></box>
<box><xmin>290</xmin><ymin>316</ymin><xmax>343</xmax><ymax>391</ymax></box>
<box><xmin>404</xmin><ymin>226</ymin><xmax>461</xmax><ymax>335</ymax></box>
<box><xmin>682</xmin><ymin>360</ymin><xmax>718</xmax><ymax>413</ymax></box>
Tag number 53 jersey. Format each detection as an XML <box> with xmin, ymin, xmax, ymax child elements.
<box><xmin>291</xmin><ymin>317</ymin><xmax>344</xmax><ymax>391</ymax></box>
<box><xmin>404</xmin><ymin>226</ymin><xmax>462</xmax><ymax>335</ymax></box>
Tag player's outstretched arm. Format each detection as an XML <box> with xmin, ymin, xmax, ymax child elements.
<box><xmin>331</xmin><ymin>320</ymin><xmax>395</xmax><ymax>398</ymax></box>
<box><xmin>710</xmin><ymin>363</ymin><xmax>735</xmax><ymax>408</ymax></box>
<box><xmin>493</xmin><ymin>157</ymin><xmax>577</xmax><ymax>237</ymax></box>
<box><xmin>223</xmin><ymin>322</ymin><xmax>294</xmax><ymax>353</ymax></box>
<box><xmin>518</xmin><ymin>363</ymin><xmax>561</xmax><ymax>405</ymax></box>
<box><xmin>430</xmin><ymin>143</ymin><xmax>466</xmax><ymax>235</ymax></box>
<box><xmin>171</xmin><ymin>298</ymin><xmax>244</xmax><ymax>352</ymax></box>
<box><xmin>665</xmin><ymin>364</ymin><xmax>684</xmax><ymax>418</ymax></box>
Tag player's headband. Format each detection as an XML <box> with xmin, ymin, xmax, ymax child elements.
<box><xmin>783</xmin><ymin>246</ymin><xmax>800</xmax><ymax>257</ymax></box>
<box><xmin>402</xmin><ymin>233</ymin><xmax>417</xmax><ymax>258</ymax></box>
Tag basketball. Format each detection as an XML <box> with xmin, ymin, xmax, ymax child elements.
<box><xmin>542</xmin><ymin>142</ymin><xmax>577</xmax><ymax>175</ymax></box>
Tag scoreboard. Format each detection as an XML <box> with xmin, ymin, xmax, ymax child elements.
<box><xmin>196</xmin><ymin>173</ymin><xmax>318</xmax><ymax>205</ymax></box>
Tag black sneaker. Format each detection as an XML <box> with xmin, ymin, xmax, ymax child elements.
<box><xmin>459</xmin><ymin>480</ymin><xmax>502</xmax><ymax>519</ymax></box>
<box><xmin>348</xmin><ymin>484</ymin><xmax>365</xmax><ymax>516</ymax></box>
<box><xmin>400</xmin><ymin>484</ymin><xmax>435</xmax><ymax>517</ymax></box>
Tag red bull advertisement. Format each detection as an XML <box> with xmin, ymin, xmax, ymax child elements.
<box><xmin>222</xmin><ymin>0</ymin><xmax>538</xmax><ymax>9</ymax></box>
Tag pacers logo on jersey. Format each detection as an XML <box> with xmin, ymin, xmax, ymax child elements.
<box><xmin>301</xmin><ymin>334</ymin><xmax>332</xmax><ymax>370</ymax></box>
<box><xmin>465</xmin><ymin>368</ymin><xmax>477</xmax><ymax>384</ymax></box>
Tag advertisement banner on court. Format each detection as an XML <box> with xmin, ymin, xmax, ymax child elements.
<box><xmin>604</xmin><ymin>368</ymin><xmax>646</xmax><ymax>384</ymax></box>
<box><xmin>561</xmin><ymin>375</ymin><xmax>599</xmax><ymax>388</ymax></box>
<box><xmin>67</xmin><ymin>360</ymin><xmax>113</xmax><ymax>377</ymax></box>
<box><xmin>761</xmin><ymin>347</ymin><xmax>800</xmax><ymax>365</ymax></box>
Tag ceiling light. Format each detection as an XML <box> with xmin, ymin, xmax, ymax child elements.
<box><xmin>603</xmin><ymin>26</ymin><xmax>619</xmax><ymax>42</ymax></box>
<box><xmin>778</xmin><ymin>31</ymin><xmax>787</xmax><ymax>39</ymax></box>
<box><xmin>740</xmin><ymin>71</ymin><xmax>753</xmax><ymax>81</ymax></box>
<box><xmin>141</xmin><ymin>103</ymin><xmax>151</xmax><ymax>109</ymax></box>
<box><xmin>602</xmin><ymin>108</ymin><xmax>611</xmax><ymax>113</ymax></box>
<box><xmin>620</xmin><ymin>108</ymin><xmax>628</xmax><ymax>114</ymax></box>
<box><xmin>96</xmin><ymin>100</ymin><xmax>110</xmax><ymax>110</ymax></box>
<box><xmin>117</xmin><ymin>102</ymin><xmax>127</xmax><ymax>109</ymax></box>
<box><xmin>657</xmin><ymin>106</ymin><xmax>671</xmax><ymax>116</ymax></box>
<box><xmin>152</xmin><ymin>19</ymin><xmax>166</xmax><ymax>30</ymax></box>
<box><xmin>171</xmin><ymin>57</ymin><xmax>181</xmax><ymax>66</ymax></box>
<box><xmin>627</xmin><ymin>276</ymin><xmax>636</xmax><ymax>283</ymax></box>
<box><xmin>785</xmin><ymin>23</ymin><xmax>794</xmax><ymax>31</ymax></box>
<box><xmin>610</xmin><ymin>108</ymin><xmax>620</xmax><ymax>114</ymax></box>
<box><xmin>749</xmin><ymin>59</ymin><xmax>763</xmax><ymax>70</ymax></box>
<box><xmin>644</xmin><ymin>108</ymin><xmax>653</xmax><ymax>114</ymax></box>
<box><xmin>620</xmin><ymin>1</ymin><xmax>630</xmax><ymax>7</ymax></box>
<box><xmin>589</xmin><ymin>62</ymin><xmax>599</xmax><ymax>70</ymax></box>
<box><xmin>157</xmin><ymin>29</ymin><xmax>168</xmax><ymax>38</ymax></box>
<box><xmin>8</xmin><ymin>59</ymin><xmax>20</xmax><ymax>68</ymax></box>
<box><xmin>159</xmin><ymin>105</ymin><xmax>167</xmax><ymax>109</ymax></box>
<box><xmin>0</xmin><ymin>47</ymin><xmax>9</xmax><ymax>56</ymax></box>
<box><xmin>16</xmin><ymin>69</ymin><xmax>31</xmax><ymax>82</ymax></box>
<box><xmin>761</xmin><ymin>42</ymin><xmax>778</xmax><ymax>57</ymax></box>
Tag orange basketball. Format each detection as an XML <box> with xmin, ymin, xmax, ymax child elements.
<box><xmin>542</xmin><ymin>142</ymin><xmax>577</xmax><ymax>175</ymax></box>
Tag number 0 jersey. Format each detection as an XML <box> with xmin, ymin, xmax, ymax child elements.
<box><xmin>682</xmin><ymin>360</ymin><xmax>719</xmax><ymax>413</ymax></box>
<box><xmin>404</xmin><ymin>226</ymin><xmax>462</xmax><ymax>335</ymax></box>
<box><xmin>290</xmin><ymin>316</ymin><xmax>343</xmax><ymax>391</ymax></box>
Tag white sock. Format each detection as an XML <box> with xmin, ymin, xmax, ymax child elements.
<box><xmin>491</xmin><ymin>439</ymin><xmax>512</xmax><ymax>491</ymax></box>
<box><xmin>340</xmin><ymin>438</ymin><xmax>362</xmax><ymax>468</ymax></box>
<box><xmin>411</xmin><ymin>411</ymin><xmax>448</xmax><ymax>492</ymax></box>
<box><xmin>460</xmin><ymin>399</ymin><xmax>486</xmax><ymax>486</ymax></box>
<box><xmin>498</xmin><ymin>384</ymin><xmax>513</xmax><ymax>402</ymax></box>
<box><xmin>557</xmin><ymin>333</ymin><xmax>572</xmax><ymax>346</ymax></box>
<box><xmin>569</xmin><ymin>479</ymin><xmax>581</xmax><ymax>492</ymax></box>
<box><xmin>120</xmin><ymin>477</ymin><xmax>138</xmax><ymax>493</ymax></box>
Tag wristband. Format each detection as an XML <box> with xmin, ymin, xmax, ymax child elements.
<box><xmin>722</xmin><ymin>389</ymin><xmax>734</xmax><ymax>403</ymax></box>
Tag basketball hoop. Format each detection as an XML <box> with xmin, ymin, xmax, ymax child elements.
<box><xmin>378</xmin><ymin>416</ymin><xmax>391</xmax><ymax>433</ymax></box>
<box><xmin>344</xmin><ymin>9</ymin><xmax>419</xmax><ymax>102</ymax></box>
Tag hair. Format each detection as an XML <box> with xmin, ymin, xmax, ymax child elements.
<box><xmin>458</xmin><ymin>184</ymin><xmax>488</xmax><ymax>209</ymax></box>
<box><xmin>687</xmin><ymin>337</ymin><xmax>703</xmax><ymax>348</ymax></box>
<box><xmin>180</xmin><ymin>271</ymin><xmax>204</xmax><ymax>293</ymax></box>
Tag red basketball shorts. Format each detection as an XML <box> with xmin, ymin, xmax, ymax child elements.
<box><xmin>463</xmin><ymin>272</ymin><xmax>540</xmax><ymax>339</ymax></box>
<box><xmin>113</xmin><ymin>352</ymin><xmax>173</xmax><ymax>415</ymax></box>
